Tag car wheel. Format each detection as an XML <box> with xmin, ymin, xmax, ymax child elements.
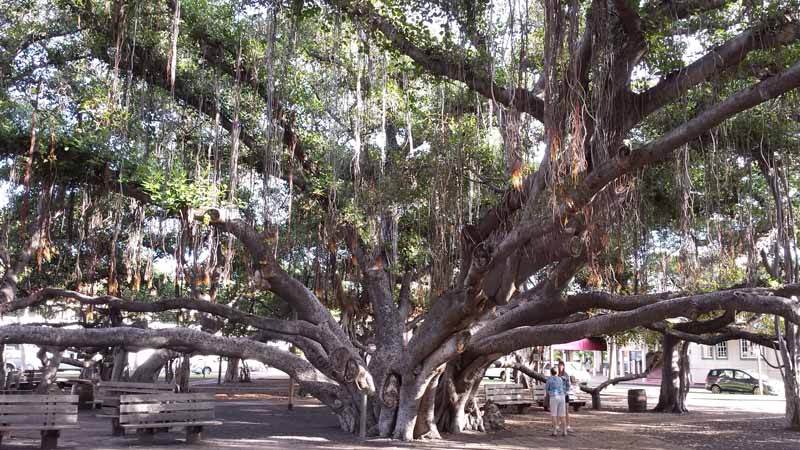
<box><xmin>202</xmin><ymin>367</ymin><xmax>212</xmax><ymax>376</ymax></box>
<box><xmin>752</xmin><ymin>386</ymin><xmax>762</xmax><ymax>395</ymax></box>
<box><xmin>4</xmin><ymin>363</ymin><xmax>14</xmax><ymax>371</ymax></box>
<box><xmin>711</xmin><ymin>385</ymin><xmax>721</xmax><ymax>394</ymax></box>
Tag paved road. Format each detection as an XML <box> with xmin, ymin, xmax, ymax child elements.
<box><xmin>600</xmin><ymin>382</ymin><xmax>786</xmax><ymax>414</ymax></box>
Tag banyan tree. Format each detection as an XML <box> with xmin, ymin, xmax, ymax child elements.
<box><xmin>1</xmin><ymin>0</ymin><xmax>800</xmax><ymax>440</ymax></box>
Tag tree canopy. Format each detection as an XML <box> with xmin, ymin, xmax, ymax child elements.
<box><xmin>1</xmin><ymin>0</ymin><xmax>800</xmax><ymax>439</ymax></box>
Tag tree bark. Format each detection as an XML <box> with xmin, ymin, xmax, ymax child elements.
<box><xmin>110</xmin><ymin>347</ymin><xmax>128</xmax><ymax>381</ymax></box>
<box><xmin>35</xmin><ymin>347</ymin><xmax>63</xmax><ymax>393</ymax></box>
<box><xmin>130</xmin><ymin>349</ymin><xmax>178</xmax><ymax>382</ymax></box>
<box><xmin>224</xmin><ymin>357</ymin><xmax>240</xmax><ymax>383</ymax></box>
<box><xmin>653</xmin><ymin>335</ymin><xmax>688</xmax><ymax>413</ymax></box>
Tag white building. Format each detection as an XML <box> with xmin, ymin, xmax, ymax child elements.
<box><xmin>687</xmin><ymin>340</ymin><xmax>783</xmax><ymax>384</ymax></box>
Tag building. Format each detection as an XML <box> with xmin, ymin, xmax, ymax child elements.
<box><xmin>1</xmin><ymin>308</ymin><xmax>78</xmax><ymax>371</ymax></box>
<box><xmin>687</xmin><ymin>340</ymin><xmax>783</xmax><ymax>384</ymax></box>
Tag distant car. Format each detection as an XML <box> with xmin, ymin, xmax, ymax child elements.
<box><xmin>191</xmin><ymin>365</ymin><xmax>213</xmax><ymax>376</ymax></box>
<box><xmin>543</xmin><ymin>361</ymin><xmax>591</xmax><ymax>385</ymax></box>
<box><xmin>705</xmin><ymin>369</ymin><xmax>775</xmax><ymax>395</ymax></box>
<box><xmin>484</xmin><ymin>361</ymin><xmax>508</xmax><ymax>380</ymax></box>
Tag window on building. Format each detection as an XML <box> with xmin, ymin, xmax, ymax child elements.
<box><xmin>701</xmin><ymin>345</ymin><xmax>715</xmax><ymax>359</ymax></box>
<box><xmin>740</xmin><ymin>339</ymin><xmax>757</xmax><ymax>359</ymax></box>
<box><xmin>716</xmin><ymin>342</ymin><xmax>728</xmax><ymax>359</ymax></box>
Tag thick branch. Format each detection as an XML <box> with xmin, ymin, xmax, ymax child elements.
<box><xmin>0</xmin><ymin>324</ymin><xmax>348</xmax><ymax>407</ymax></box>
<box><xmin>633</xmin><ymin>18</ymin><xmax>800</xmax><ymax>125</ymax></box>
<box><xmin>329</xmin><ymin>0</ymin><xmax>544</xmax><ymax>121</ymax></box>
<box><xmin>580</xmin><ymin>354</ymin><xmax>661</xmax><ymax>395</ymax></box>
<box><xmin>1</xmin><ymin>288</ymin><xmax>338</xmax><ymax>351</ymax></box>
<box><xmin>470</xmin><ymin>290</ymin><xmax>800</xmax><ymax>356</ymax></box>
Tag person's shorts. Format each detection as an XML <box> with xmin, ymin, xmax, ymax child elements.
<box><xmin>549</xmin><ymin>395</ymin><xmax>566</xmax><ymax>417</ymax></box>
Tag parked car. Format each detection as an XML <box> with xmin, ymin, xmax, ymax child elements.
<box><xmin>705</xmin><ymin>369</ymin><xmax>776</xmax><ymax>395</ymax></box>
<box><xmin>190</xmin><ymin>356</ymin><xmax>217</xmax><ymax>376</ymax></box>
<box><xmin>484</xmin><ymin>361</ymin><xmax>508</xmax><ymax>381</ymax></box>
<box><xmin>543</xmin><ymin>361</ymin><xmax>591</xmax><ymax>385</ymax></box>
<box><xmin>189</xmin><ymin>356</ymin><xmax>268</xmax><ymax>376</ymax></box>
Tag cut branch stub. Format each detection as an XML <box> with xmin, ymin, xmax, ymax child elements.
<box><xmin>381</xmin><ymin>373</ymin><xmax>401</xmax><ymax>408</ymax></box>
<box><xmin>465</xmin><ymin>242</ymin><xmax>493</xmax><ymax>290</ymax></box>
<box><xmin>330</xmin><ymin>347</ymin><xmax>351</xmax><ymax>377</ymax></box>
<box><xmin>344</xmin><ymin>358</ymin><xmax>361</xmax><ymax>383</ymax></box>
<box><xmin>568</xmin><ymin>235</ymin><xmax>584</xmax><ymax>257</ymax></box>
<box><xmin>455</xmin><ymin>330</ymin><xmax>471</xmax><ymax>354</ymax></box>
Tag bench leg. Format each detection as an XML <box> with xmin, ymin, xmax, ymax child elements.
<box><xmin>111</xmin><ymin>418</ymin><xmax>124</xmax><ymax>436</ymax></box>
<box><xmin>186</xmin><ymin>426</ymin><xmax>204</xmax><ymax>444</ymax></box>
<box><xmin>137</xmin><ymin>429</ymin><xmax>155</xmax><ymax>445</ymax></box>
<box><xmin>40</xmin><ymin>430</ymin><xmax>59</xmax><ymax>450</ymax></box>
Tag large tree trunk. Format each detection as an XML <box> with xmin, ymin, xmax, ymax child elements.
<box><xmin>110</xmin><ymin>347</ymin><xmax>128</xmax><ymax>381</ymax></box>
<box><xmin>653</xmin><ymin>335</ymin><xmax>688</xmax><ymax>413</ymax></box>
<box><xmin>778</xmin><ymin>319</ymin><xmax>800</xmax><ymax>429</ymax></box>
<box><xmin>130</xmin><ymin>349</ymin><xmax>177</xmax><ymax>382</ymax></box>
<box><xmin>175</xmin><ymin>353</ymin><xmax>191</xmax><ymax>392</ymax></box>
<box><xmin>433</xmin><ymin>360</ymin><xmax>487</xmax><ymax>435</ymax></box>
<box><xmin>35</xmin><ymin>347</ymin><xmax>63</xmax><ymax>393</ymax></box>
<box><xmin>224</xmin><ymin>357</ymin><xmax>240</xmax><ymax>383</ymax></box>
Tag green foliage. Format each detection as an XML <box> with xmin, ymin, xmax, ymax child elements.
<box><xmin>140</xmin><ymin>163</ymin><xmax>226</xmax><ymax>212</ymax></box>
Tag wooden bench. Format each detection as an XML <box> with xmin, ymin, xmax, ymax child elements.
<box><xmin>475</xmin><ymin>383</ymin><xmax>533</xmax><ymax>413</ymax></box>
<box><xmin>119</xmin><ymin>393</ymin><xmax>221</xmax><ymax>444</ymax></box>
<box><xmin>533</xmin><ymin>385</ymin><xmax>587</xmax><ymax>412</ymax></box>
<box><xmin>95</xmin><ymin>381</ymin><xmax>177</xmax><ymax>435</ymax></box>
<box><xmin>0</xmin><ymin>394</ymin><xmax>79</xmax><ymax>449</ymax></box>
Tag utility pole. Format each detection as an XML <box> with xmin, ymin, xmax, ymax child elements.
<box><xmin>756</xmin><ymin>345</ymin><xmax>764</xmax><ymax>395</ymax></box>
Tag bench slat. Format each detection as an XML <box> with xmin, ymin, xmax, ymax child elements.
<box><xmin>120</xmin><ymin>420</ymin><xmax>222</xmax><ymax>429</ymax></box>
<box><xmin>0</xmin><ymin>395</ymin><xmax>78</xmax><ymax>403</ymax></box>
<box><xmin>0</xmin><ymin>424</ymin><xmax>79</xmax><ymax>431</ymax></box>
<box><xmin>120</xmin><ymin>410</ymin><xmax>215</xmax><ymax>424</ymax></box>
<box><xmin>120</xmin><ymin>401</ymin><xmax>216</xmax><ymax>414</ymax></box>
<box><xmin>0</xmin><ymin>415</ymin><xmax>78</xmax><ymax>425</ymax></box>
<box><xmin>120</xmin><ymin>393</ymin><xmax>214</xmax><ymax>403</ymax></box>
<box><xmin>98</xmin><ymin>382</ymin><xmax>175</xmax><ymax>390</ymax></box>
<box><xmin>0</xmin><ymin>404</ymin><xmax>77</xmax><ymax>414</ymax></box>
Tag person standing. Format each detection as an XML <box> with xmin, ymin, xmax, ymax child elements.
<box><xmin>546</xmin><ymin>367</ymin><xmax>567</xmax><ymax>436</ymax></box>
<box><xmin>558</xmin><ymin>360</ymin><xmax>573</xmax><ymax>432</ymax></box>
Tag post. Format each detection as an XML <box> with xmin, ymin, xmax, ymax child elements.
<box><xmin>288</xmin><ymin>376</ymin><xmax>295</xmax><ymax>410</ymax></box>
<box><xmin>217</xmin><ymin>356</ymin><xmax>222</xmax><ymax>385</ymax></box>
<box><xmin>137</xmin><ymin>428</ymin><xmax>155</xmax><ymax>445</ymax></box>
<box><xmin>40</xmin><ymin>430</ymin><xmax>59</xmax><ymax>450</ymax></box>
<box><xmin>186</xmin><ymin>426</ymin><xmax>203</xmax><ymax>444</ymax></box>
<box><xmin>359</xmin><ymin>390</ymin><xmax>368</xmax><ymax>439</ymax></box>
<box><xmin>0</xmin><ymin>343</ymin><xmax>5</xmax><ymax>390</ymax></box>
<box><xmin>756</xmin><ymin>345</ymin><xmax>764</xmax><ymax>395</ymax></box>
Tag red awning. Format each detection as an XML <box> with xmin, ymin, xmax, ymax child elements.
<box><xmin>552</xmin><ymin>337</ymin><xmax>607</xmax><ymax>351</ymax></box>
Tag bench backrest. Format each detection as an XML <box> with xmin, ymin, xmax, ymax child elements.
<box><xmin>96</xmin><ymin>382</ymin><xmax>177</xmax><ymax>413</ymax></box>
<box><xmin>119</xmin><ymin>393</ymin><xmax>216</xmax><ymax>425</ymax></box>
<box><xmin>475</xmin><ymin>383</ymin><xmax>532</xmax><ymax>403</ymax></box>
<box><xmin>97</xmin><ymin>381</ymin><xmax>177</xmax><ymax>396</ymax></box>
<box><xmin>533</xmin><ymin>385</ymin><xmax>545</xmax><ymax>401</ymax></box>
<box><xmin>0</xmin><ymin>394</ymin><xmax>78</xmax><ymax>430</ymax></box>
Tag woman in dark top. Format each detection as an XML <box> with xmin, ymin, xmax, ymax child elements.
<box><xmin>558</xmin><ymin>360</ymin><xmax>573</xmax><ymax>432</ymax></box>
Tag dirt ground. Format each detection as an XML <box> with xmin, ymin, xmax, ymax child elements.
<box><xmin>2</xmin><ymin>380</ymin><xmax>798</xmax><ymax>450</ymax></box>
